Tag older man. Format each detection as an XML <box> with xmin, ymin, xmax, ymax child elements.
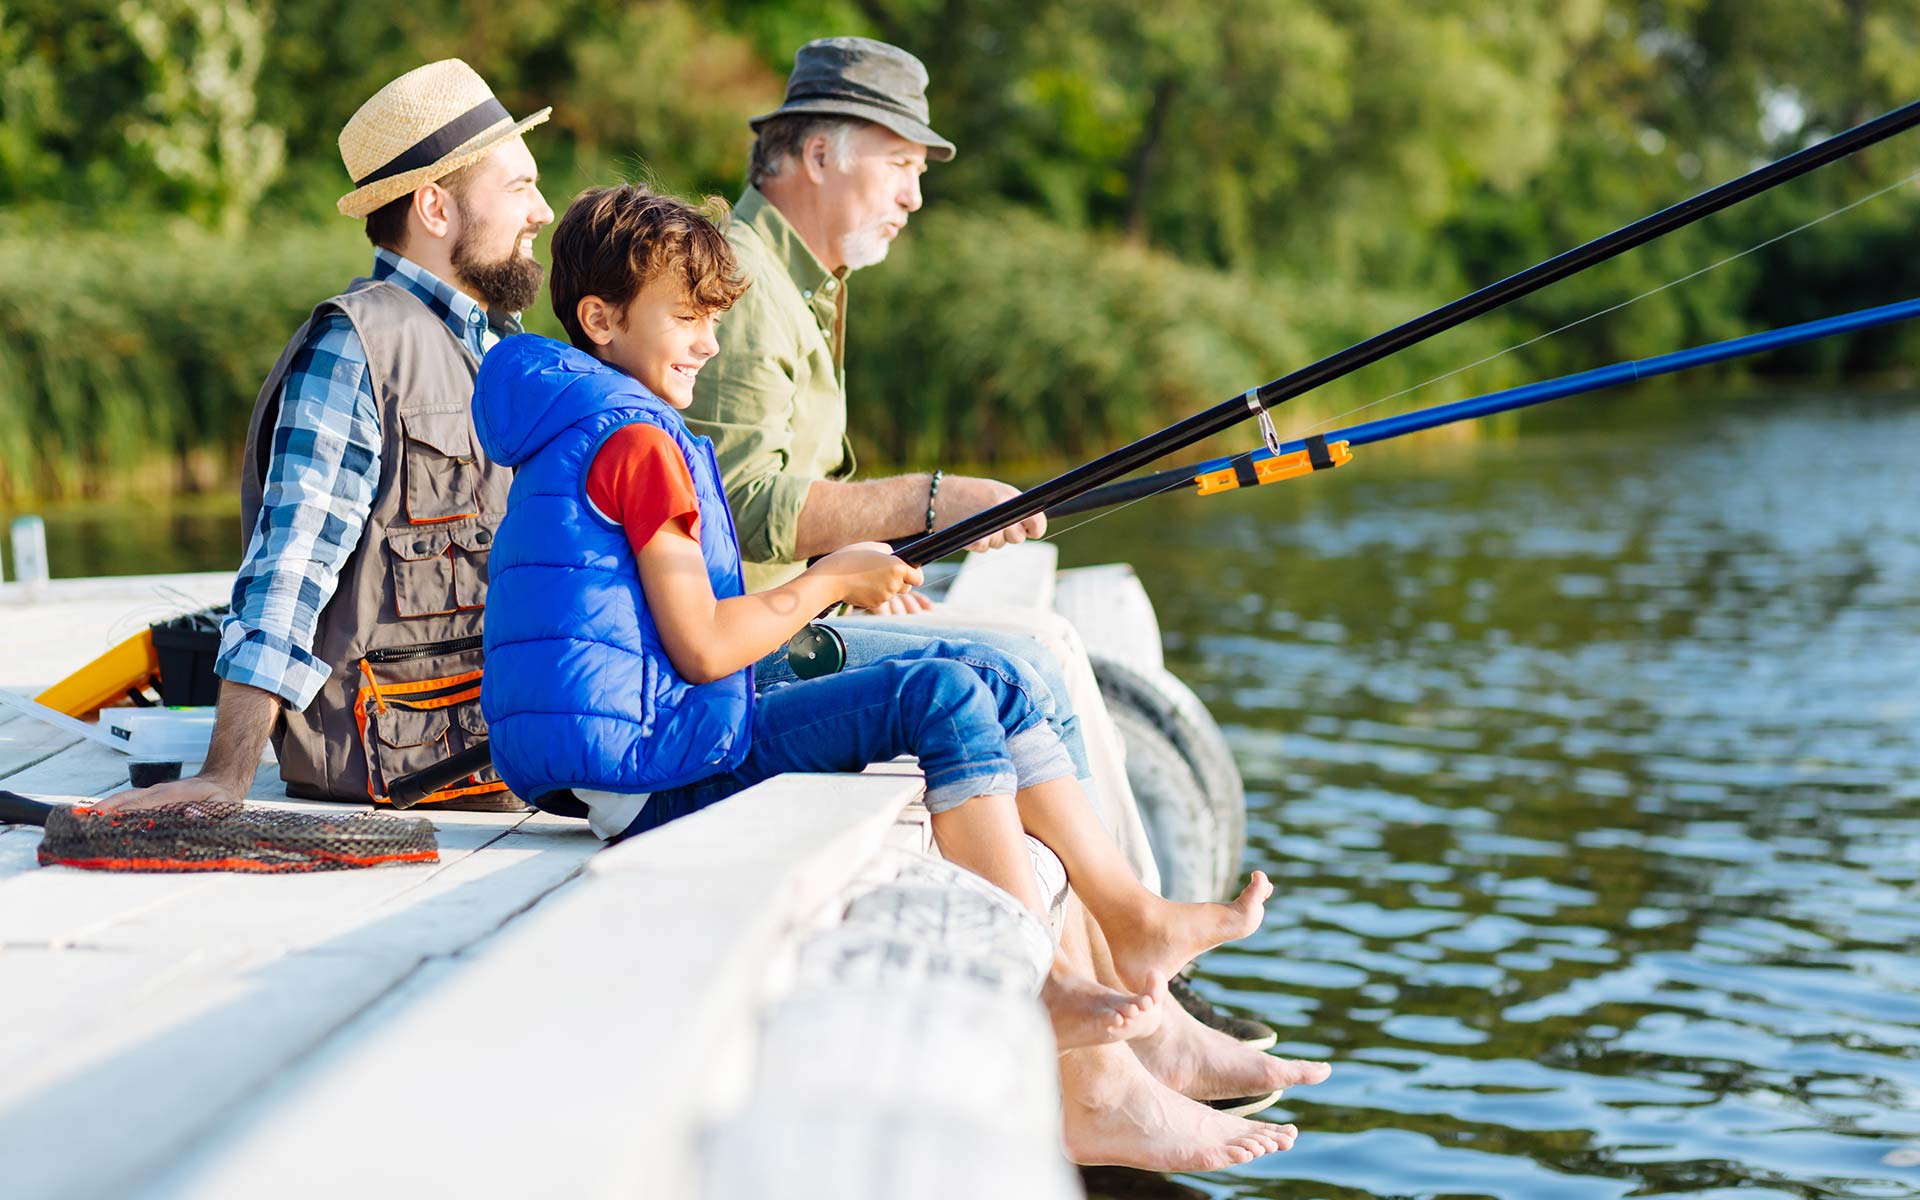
<box><xmin>687</xmin><ymin>35</ymin><xmax>1149</xmax><ymax>872</ymax></box>
<box><xmin>104</xmin><ymin>60</ymin><xmax>554</xmax><ymax>814</ymax></box>
<box><xmin>686</xmin><ymin>39</ymin><xmax>1312</xmax><ymax>1156</ymax></box>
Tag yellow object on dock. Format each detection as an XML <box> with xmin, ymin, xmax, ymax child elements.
<box><xmin>33</xmin><ymin>630</ymin><xmax>159</xmax><ymax>718</ymax></box>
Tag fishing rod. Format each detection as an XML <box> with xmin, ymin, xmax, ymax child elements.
<box><xmin>1047</xmin><ymin>294</ymin><xmax>1920</xmax><ymax>516</ymax></box>
<box><xmin>391</xmin><ymin>99</ymin><xmax>1920</xmax><ymax>808</ymax></box>
<box><xmin>890</xmin><ymin>96</ymin><xmax>1920</xmax><ymax>567</ymax></box>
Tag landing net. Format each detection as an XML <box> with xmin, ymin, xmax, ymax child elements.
<box><xmin>36</xmin><ymin>801</ymin><xmax>439</xmax><ymax>874</ymax></box>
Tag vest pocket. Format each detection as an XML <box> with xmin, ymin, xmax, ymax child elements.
<box><xmin>402</xmin><ymin>409</ymin><xmax>480</xmax><ymax>522</ymax></box>
<box><xmin>369</xmin><ymin>705</ymin><xmax>450</xmax><ymax>782</ymax></box>
<box><xmin>387</xmin><ymin>519</ymin><xmax>495</xmax><ymax>617</ymax></box>
<box><xmin>387</xmin><ymin>526</ymin><xmax>454</xmax><ymax>617</ymax></box>
<box><xmin>355</xmin><ymin>641</ymin><xmax>509</xmax><ymax>806</ymax></box>
<box><xmin>450</xmin><ymin>521</ymin><xmax>495</xmax><ymax>609</ymax></box>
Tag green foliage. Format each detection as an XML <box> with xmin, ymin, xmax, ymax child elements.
<box><xmin>5</xmin><ymin>0</ymin><xmax>1919</xmax><ymax>501</ymax></box>
<box><xmin>843</xmin><ymin>207</ymin><xmax>1526</xmax><ymax>468</ymax></box>
<box><xmin>0</xmin><ymin>222</ymin><xmax>366</xmax><ymax>501</ymax></box>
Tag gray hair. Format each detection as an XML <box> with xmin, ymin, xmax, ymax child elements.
<box><xmin>747</xmin><ymin>114</ymin><xmax>866</xmax><ymax>188</ymax></box>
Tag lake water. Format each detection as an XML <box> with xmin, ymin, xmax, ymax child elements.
<box><xmin>1060</xmin><ymin>390</ymin><xmax>1920</xmax><ymax>1199</ymax></box>
<box><xmin>15</xmin><ymin>389</ymin><xmax>1920</xmax><ymax>1198</ymax></box>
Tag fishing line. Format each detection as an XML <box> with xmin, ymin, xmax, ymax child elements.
<box><xmin>1287</xmin><ymin>163</ymin><xmax>1920</xmax><ymax>445</ymax></box>
<box><xmin>1036</xmin><ymin>159</ymin><xmax>1920</xmax><ymax>541</ymax></box>
<box><xmin>1036</xmin><ymin>469</ymin><xmax>1196</xmax><ymax>545</ymax></box>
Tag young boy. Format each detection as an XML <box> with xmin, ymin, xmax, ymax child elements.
<box><xmin>471</xmin><ymin>189</ymin><xmax>1297</xmax><ymax>1156</ymax></box>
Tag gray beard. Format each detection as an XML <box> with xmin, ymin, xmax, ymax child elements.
<box><xmin>839</xmin><ymin>220</ymin><xmax>894</xmax><ymax>271</ymax></box>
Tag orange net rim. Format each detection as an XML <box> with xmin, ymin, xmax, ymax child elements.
<box><xmin>38</xmin><ymin>848</ymin><xmax>441</xmax><ymax>873</ymax></box>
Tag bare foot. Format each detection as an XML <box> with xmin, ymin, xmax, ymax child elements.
<box><xmin>1102</xmin><ymin>872</ymin><xmax>1273</xmax><ymax>996</ymax></box>
<box><xmin>1062</xmin><ymin>1040</ymin><xmax>1298</xmax><ymax>1171</ymax></box>
<box><xmin>1132</xmin><ymin>989</ymin><xmax>1331</xmax><ymax>1100</ymax></box>
<box><xmin>1042</xmin><ymin>957</ymin><xmax>1160</xmax><ymax>1050</ymax></box>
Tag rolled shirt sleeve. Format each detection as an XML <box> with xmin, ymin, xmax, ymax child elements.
<box><xmin>693</xmin><ymin>341</ymin><xmax>818</xmax><ymax>566</ymax></box>
<box><xmin>217</xmin><ymin>313</ymin><xmax>381</xmax><ymax>710</ymax></box>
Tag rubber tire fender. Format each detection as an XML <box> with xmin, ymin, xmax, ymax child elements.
<box><xmin>1089</xmin><ymin>655</ymin><xmax>1247</xmax><ymax>903</ymax></box>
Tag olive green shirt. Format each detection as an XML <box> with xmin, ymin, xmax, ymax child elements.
<box><xmin>685</xmin><ymin>186</ymin><xmax>856</xmax><ymax>591</ymax></box>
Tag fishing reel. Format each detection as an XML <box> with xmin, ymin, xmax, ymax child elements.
<box><xmin>786</xmin><ymin>622</ymin><xmax>847</xmax><ymax>680</ymax></box>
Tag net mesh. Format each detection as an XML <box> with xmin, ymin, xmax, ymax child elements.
<box><xmin>37</xmin><ymin>801</ymin><xmax>439</xmax><ymax>874</ymax></box>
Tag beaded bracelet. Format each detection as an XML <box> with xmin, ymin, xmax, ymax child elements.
<box><xmin>924</xmin><ymin>469</ymin><xmax>944</xmax><ymax>534</ymax></box>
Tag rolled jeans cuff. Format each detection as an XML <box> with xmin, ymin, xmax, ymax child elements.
<box><xmin>1006</xmin><ymin>725</ymin><xmax>1076</xmax><ymax>790</ymax></box>
<box><xmin>924</xmin><ymin>766</ymin><xmax>1018</xmax><ymax>814</ymax></box>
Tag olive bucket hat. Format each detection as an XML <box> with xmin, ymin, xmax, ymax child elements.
<box><xmin>749</xmin><ymin>36</ymin><xmax>956</xmax><ymax>161</ymax></box>
<box><xmin>336</xmin><ymin>60</ymin><xmax>551</xmax><ymax>218</ymax></box>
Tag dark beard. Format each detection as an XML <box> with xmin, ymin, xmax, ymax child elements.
<box><xmin>451</xmin><ymin>224</ymin><xmax>544</xmax><ymax>314</ymax></box>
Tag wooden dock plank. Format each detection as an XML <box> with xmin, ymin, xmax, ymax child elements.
<box><xmin>0</xmin><ymin>827</ymin><xmax>42</xmax><ymax>881</ymax></box>
<box><xmin>0</xmin><ymin>816</ymin><xmax>600</xmax><ymax>1200</ymax></box>
<box><xmin>943</xmin><ymin>540</ymin><xmax>1058</xmax><ymax>610</ymax></box>
<box><xmin>0</xmin><ymin>709</ymin><xmax>85</xmax><ymax>784</ymax></box>
<box><xmin>0</xmin><ymin>737</ymin><xmax>135</xmax><ymax>800</ymax></box>
<box><xmin>1053</xmin><ymin>562</ymin><xmax>1165</xmax><ymax>671</ymax></box>
<box><xmin>0</xmin><ymin>808</ymin><xmax>583</xmax><ymax>948</ymax></box>
<box><xmin>150</xmin><ymin>773</ymin><xmax>923</xmax><ymax>1200</ymax></box>
<box><xmin>0</xmin><ymin>945</ymin><xmax>418</xmax><ymax>1200</ymax></box>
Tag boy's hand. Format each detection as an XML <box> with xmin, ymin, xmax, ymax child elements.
<box><xmin>813</xmin><ymin>542</ymin><xmax>924</xmax><ymax>610</ymax></box>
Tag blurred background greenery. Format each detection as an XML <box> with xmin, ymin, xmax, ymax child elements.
<box><xmin>2</xmin><ymin>0</ymin><xmax>1918</xmax><ymax>503</ymax></box>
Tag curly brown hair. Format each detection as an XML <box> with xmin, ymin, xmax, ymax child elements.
<box><xmin>548</xmin><ymin>184</ymin><xmax>749</xmax><ymax>351</ymax></box>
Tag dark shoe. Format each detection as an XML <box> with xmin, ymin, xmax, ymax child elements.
<box><xmin>1169</xmin><ymin>972</ymin><xmax>1278</xmax><ymax>1050</ymax></box>
<box><xmin>1207</xmin><ymin>1088</ymin><xmax>1281</xmax><ymax>1116</ymax></box>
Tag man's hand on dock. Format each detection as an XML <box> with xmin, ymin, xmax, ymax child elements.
<box><xmin>94</xmin><ymin>773</ymin><xmax>243</xmax><ymax>815</ymax></box>
<box><xmin>94</xmin><ymin>682</ymin><xmax>281</xmax><ymax>814</ymax></box>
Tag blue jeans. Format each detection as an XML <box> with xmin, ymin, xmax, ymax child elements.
<box><xmin>752</xmin><ymin>620</ymin><xmax>1093</xmax><ymax>783</ymax></box>
<box><xmin>625</xmin><ymin>640</ymin><xmax>1077</xmax><ymax>839</ymax></box>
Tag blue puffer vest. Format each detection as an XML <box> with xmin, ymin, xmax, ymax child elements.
<box><xmin>472</xmin><ymin>334</ymin><xmax>751</xmax><ymax>804</ymax></box>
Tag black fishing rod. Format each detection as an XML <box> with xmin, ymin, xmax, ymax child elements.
<box><xmin>391</xmin><ymin>98</ymin><xmax>1920</xmax><ymax>808</ymax></box>
<box><xmin>1048</xmin><ymin>294</ymin><xmax>1920</xmax><ymax>515</ymax></box>
<box><xmin>891</xmin><ymin>96</ymin><xmax>1920</xmax><ymax>566</ymax></box>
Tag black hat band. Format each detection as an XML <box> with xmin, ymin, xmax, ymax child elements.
<box><xmin>353</xmin><ymin>98</ymin><xmax>512</xmax><ymax>188</ymax></box>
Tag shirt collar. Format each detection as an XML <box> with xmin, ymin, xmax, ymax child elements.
<box><xmin>371</xmin><ymin>247</ymin><xmax>506</xmax><ymax>354</ymax></box>
<box><xmin>735</xmin><ymin>186</ymin><xmax>849</xmax><ymax>304</ymax></box>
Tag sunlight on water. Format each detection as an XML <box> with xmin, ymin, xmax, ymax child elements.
<box><xmin>1065</xmin><ymin>392</ymin><xmax>1920</xmax><ymax>1200</ymax></box>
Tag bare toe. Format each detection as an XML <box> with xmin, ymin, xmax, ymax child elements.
<box><xmin>1063</xmin><ymin>1047</ymin><xmax>1306</xmax><ymax>1171</ymax></box>
<box><xmin>1043</xmin><ymin>962</ymin><xmax>1161</xmax><ymax>1051</ymax></box>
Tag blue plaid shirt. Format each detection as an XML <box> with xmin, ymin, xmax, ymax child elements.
<box><xmin>218</xmin><ymin>249</ymin><xmax>505</xmax><ymax>709</ymax></box>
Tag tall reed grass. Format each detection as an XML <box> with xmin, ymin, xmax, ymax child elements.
<box><xmin>1</xmin><ymin>210</ymin><xmax>1527</xmax><ymax>502</ymax></box>
<box><xmin>0</xmin><ymin>222</ymin><xmax>365</xmax><ymax>501</ymax></box>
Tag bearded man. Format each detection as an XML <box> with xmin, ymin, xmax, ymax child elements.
<box><xmin>104</xmin><ymin>60</ymin><xmax>553</xmax><ymax>814</ymax></box>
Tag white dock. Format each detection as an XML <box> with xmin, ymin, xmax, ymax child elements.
<box><xmin>0</xmin><ymin>546</ymin><xmax>1170</xmax><ymax>1200</ymax></box>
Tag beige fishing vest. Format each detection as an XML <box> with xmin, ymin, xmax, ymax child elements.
<box><xmin>240</xmin><ymin>279</ymin><xmax>516</xmax><ymax>808</ymax></box>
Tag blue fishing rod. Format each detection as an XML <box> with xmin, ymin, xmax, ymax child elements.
<box><xmin>1048</xmin><ymin>295</ymin><xmax>1920</xmax><ymax>515</ymax></box>
<box><xmin>891</xmin><ymin>96</ymin><xmax>1920</xmax><ymax>566</ymax></box>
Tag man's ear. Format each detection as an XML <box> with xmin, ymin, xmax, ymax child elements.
<box><xmin>801</xmin><ymin>133</ymin><xmax>834</xmax><ymax>183</ymax></box>
<box><xmin>412</xmin><ymin>182</ymin><xmax>456</xmax><ymax>242</ymax></box>
<box><xmin>577</xmin><ymin>295</ymin><xmax>617</xmax><ymax>347</ymax></box>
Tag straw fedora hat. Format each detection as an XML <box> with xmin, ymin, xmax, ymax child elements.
<box><xmin>336</xmin><ymin>60</ymin><xmax>550</xmax><ymax>218</ymax></box>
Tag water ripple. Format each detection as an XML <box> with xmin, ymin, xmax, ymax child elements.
<box><xmin>1068</xmin><ymin>394</ymin><xmax>1920</xmax><ymax>1199</ymax></box>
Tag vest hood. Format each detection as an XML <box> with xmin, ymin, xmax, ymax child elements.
<box><xmin>474</xmin><ymin>334</ymin><xmax>675</xmax><ymax>467</ymax></box>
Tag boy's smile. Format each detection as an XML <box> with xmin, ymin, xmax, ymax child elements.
<box><xmin>590</xmin><ymin>273</ymin><xmax>721</xmax><ymax>408</ymax></box>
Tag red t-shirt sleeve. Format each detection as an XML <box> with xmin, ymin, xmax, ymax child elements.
<box><xmin>585</xmin><ymin>424</ymin><xmax>702</xmax><ymax>559</ymax></box>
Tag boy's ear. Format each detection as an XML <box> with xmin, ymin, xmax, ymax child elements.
<box><xmin>576</xmin><ymin>295</ymin><xmax>617</xmax><ymax>347</ymax></box>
